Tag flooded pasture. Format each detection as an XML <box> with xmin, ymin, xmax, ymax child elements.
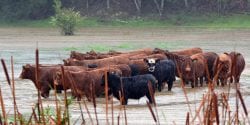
<box><xmin>0</xmin><ymin>27</ymin><xmax>250</xmax><ymax>124</ymax></box>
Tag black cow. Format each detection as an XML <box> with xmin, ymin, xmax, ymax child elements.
<box><xmin>102</xmin><ymin>72</ymin><xmax>157</xmax><ymax>105</ymax></box>
<box><xmin>144</xmin><ymin>58</ymin><xmax>176</xmax><ymax>91</ymax></box>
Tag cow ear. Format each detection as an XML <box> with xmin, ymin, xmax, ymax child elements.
<box><xmin>192</xmin><ymin>59</ymin><xmax>198</xmax><ymax>63</ymax></box>
<box><xmin>156</xmin><ymin>58</ymin><xmax>161</xmax><ymax>63</ymax></box>
<box><xmin>63</xmin><ymin>59</ymin><xmax>67</xmax><ymax>63</ymax></box>
<box><xmin>143</xmin><ymin>58</ymin><xmax>148</xmax><ymax>63</ymax></box>
<box><xmin>23</xmin><ymin>64</ymin><xmax>31</xmax><ymax>69</ymax></box>
<box><xmin>236</xmin><ymin>53</ymin><xmax>241</xmax><ymax>56</ymax></box>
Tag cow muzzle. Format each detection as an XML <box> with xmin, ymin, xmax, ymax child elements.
<box><xmin>148</xmin><ymin>66</ymin><xmax>155</xmax><ymax>72</ymax></box>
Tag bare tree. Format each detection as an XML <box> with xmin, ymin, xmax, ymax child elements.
<box><xmin>160</xmin><ymin>0</ymin><xmax>165</xmax><ymax>13</ymax></box>
<box><xmin>107</xmin><ymin>0</ymin><xmax>110</xmax><ymax>9</ymax></box>
<box><xmin>134</xmin><ymin>0</ymin><xmax>142</xmax><ymax>14</ymax></box>
<box><xmin>184</xmin><ymin>0</ymin><xmax>189</xmax><ymax>8</ymax></box>
<box><xmin>86</xmin><ymin>0</ymin><xmax>89</xmax><ymax>15</ymax></box>
<box><xmin>153</xmin><ymin>0</ymin><xmax>162</xmax><ymax>16</ymax></box>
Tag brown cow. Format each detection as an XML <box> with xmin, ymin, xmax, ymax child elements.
<box><xmin>88</xmin><ymin>64</ymin><xmax>132</xmax><ymax>77</ymax></box>
<box><xmin>165</xmin><ymin>51</ymin><xmax>195</xmax><ymax>88</ymax></box>
<box><xmin>19</xmin><ymin>64</ymin><xmax>87</xmax><ymax>98</ymax></box>
<box><xmin>64</xmin><ymin>48</ymin><xmax>154</xmax><ymax>67</ymax></box>
<box><xmin>202</xmin><ymin>52</ymin><xmax>219</xmax><ymax>82</ymax></box>
<box><xmin>172</xmin><ymin>47</ymin><xmax>203</xmax><ymax>56</ymax></box>
<box><xmin>153</xmin><ymin>47</ymin><xmax>202</xmax><ymax>56</ymax></box>
<box><xmin>70</xmin><ymin>48</ymin><xmax>153</xmax><ymax>60</ymax></box>
<box><xmin>129</xmin><ymin>53</ymin><xmax>167</xmax><ymax>60</ymax></box>
<box><xmin>54</xmin><ymin>67</ymin><xmax>122</xmax><ymax>101</ymax></box>
<box><xmin>108</xmin><ymin>64</ymin><xmax>131</xmax><ymax>77</ymax></box>
<box><xmin>229</xmin><ymin>52</ymin><xmax>245</xmax><ymax>83</ymax></box>
<box><xmin>128</xmin><ymin>59</ymin><xmax>149</xmax><ymax>75</ymax></box>
<box><xmin>70</xmin><ymin>50</ymin><xmax>120</xmax><ymax>60</ymax></box>
<box><xmin>213</xmin><ymin>53</ymin><xmax>232</xmax><ymax>86</ymax></box>
<box><xmin>190</xmin><ymin>53</ymin><xmax>208</xmax><ymax>87</ymax></box>
<box><xmin>64</xmin><ymin>56</ymin><xmax>130</xmax><ymax>67</ymax></box>
<box><xmin>64</xmin><ymin>58</ymin><xmax>131</xmax><ymax>76</ymax></box>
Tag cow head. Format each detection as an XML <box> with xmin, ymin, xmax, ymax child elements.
<box><xmin>19</xmin><ymin>64</ymin><xmax>34</xmax><ymax>79</ymax></box>
<box><xmin>213</xmin><ymin>54</ymin><xmax>232</xmax><ymax>81</ymax></box>
<box><xmin>144</xmin><ymin>58</ymin><xmax>161</xmax><ymax>73</ymax></box>
<box><xmin>101</xmin><ymin>71</ymin><xmax>120</xmax><ymax>87</ymax></box>
<box><xmin>63</xmin><ymin>59</ymin><xmax>70</xmax><ymax>66</ymax></box>
<box><xmin>70</xmin><ymin>51</ymin><xmax>76</xmax><ymax>58</ymax></box>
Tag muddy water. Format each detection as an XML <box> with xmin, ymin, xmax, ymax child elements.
<box><xmin>0</xmin><ymin>27</ymin><xmax>250</xmax><ymax>124</ymax></box>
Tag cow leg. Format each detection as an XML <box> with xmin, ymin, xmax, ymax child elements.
<box><xmin>190</xmin><ymin>79</ymin><xmax>195</xmax><ymax>88</ymax></box>
<box><xmin>168</xmin><ymin>81</ymin><xmax>173</xmax><ymax>91</ymax></box>
<box><xmin>236</xmin><ymin>76</ymin><xmax>240</xmax><ymax>83</ymax></box>
<box><xmin>41</xmin><ymin>84</ymin><xmax>51</xmax><ymax>98</ymax></box>
<box><xmin>56</xmin><ymin>90</ymin><xmax>62</xmax><ymax>93</ymax></box>
<box><xmin>185</xmin><ymin>80</ymin><xmax>189</xmax><ymax>85</ymax></box>
<box><xmin>221</xmin><ymin>78</ymin><xmax>226</xmax><ymax>87</ymax></box>
<box><xmin>85</xmin><ymin>92</ymin><xmax>92</xmax><ymax>102</ymax></box>
<box><xmin>200</xmin><ymin>76</ymin><xmax>203</xmax><ymax>87</ymax></box>
<box><xmin>158</xmin><ymin>81</ymin><xmax>163</xmax><ymax>92</ymax></box>
<box><xmin>205</xmin><ymin>76</ymin><xmax>209</xmax><ymax>84</ymax></box>
<box><xmin>123</xmin><ymin>97</ymin><xmax>128</xmax><ymax>105</ymax></box>
<box><xmin>204</xmin><ymin>76</ymin><xmax>208</xmax><ymax>82</ymax></box>
<box><xmin>217</xmin><ymin>79</ymin><xmax>220</xmax><ymax>86</ymax></box>
<box><xmin>229</xmin><ymin>76</ymin><xmax>233</xmax><ymax>83</ymax></box>
<box><xmin>195</xmin><ymin>77</ymin><xmax>198</xmax><ymax>87</ymax></box>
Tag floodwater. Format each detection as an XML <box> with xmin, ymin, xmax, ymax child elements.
<box><xmin>0</xmin><ymin>27</ymin><xmax>250</xmax><ymax>124</ymax></box>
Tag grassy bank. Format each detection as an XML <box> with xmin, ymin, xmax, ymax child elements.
<box><xmin>0</xmin><ymin>13</ymin><xmax>250</xmax><ymax>28</ymax></box>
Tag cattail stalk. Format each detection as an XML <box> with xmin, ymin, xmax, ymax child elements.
<box><xmin>186</xmin><ymin>112</ymin><xmax>189</xmax><ymax>125</ymax></box>
<box><xmin>146</xmin><ymin>101</ymin><xmax>157</xmax><ymax>123</ymax></box>
<box><xmin>174</xmin><ymin>60</ymin><xmax>194</xmax><ymax>120</ymax></box>
<box><xmin>105</xmin><ymin>71</ymin><xmax>109</xmax><ymax>124</ymax></box>
<box><xmin>78</xmin><ymin>100</ymin><xmax>85</xmax><ymax>125</ymax></box>
<box><xmin>111</xmin><ymin>95</ymin><xmax>114</xmax><ymax>125</ymax></box>
<box><xmin>53</xmin><ymin>81</ymin><xmax>61</xmax><ymax>125</ymax></box>
<box><xmin>0</xmin><ymin>88</ymin><xmax>7</xmax><ymax>125</ymax></box>
<box><xmin>35</xmin><ymin>49</ymin><xmax>44</xmax><ymax>124</ymax></box>
<box><xmin>1</xmin><ymin>59</ymin><xmax>11</xmax><ymax>85</ymax></box>
<box><xmin>148</xmin><ymin>82</ymin><xmax>160</xmax><ymax>124</ymax></box>
<box><xmin>11</xmin><ymin>56</ymin><xmax>18</xmax><ymax>124</ymax></box>
<box><xmin>91</xmin><ymin>81</ymin><xmax>99</xmax><ymax>125</ymax></box>
<box><xmin>237</xmin><ymin>89</ymin><xmax>250</xmax><ymax>124</ymax></box>
<box><xmin>60</xmin><ymin>66</ymin><xmax>70</xmax><ymax>125</ymax></box>
<box><xmin>120</xmin><ymin>79</ymin><xmax>127</xmax><ymax>125</ymax></box>
<box><xmin>83</xmin><ymin>100</ymin><xmax>94</xmax><ymax>125</ymax></box>
<box><xmin>213</xmin><ymin>93</ymin><xmax>219</xmax><ymax>125</ymax></box>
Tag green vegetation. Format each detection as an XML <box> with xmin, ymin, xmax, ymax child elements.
<box><xmin>0</xmin><ymin>19</ymin><xmax>53</xmax><ymax>28</ymax></box>
<box><xmin>1</xmin><ymin>13</ymin><xmax>250</xmax><ymax>28</ymax></box>
<box><xmin>50</xmin><ymin>0</ymin><xmax>81</xmax><ymax>35</ymax></box>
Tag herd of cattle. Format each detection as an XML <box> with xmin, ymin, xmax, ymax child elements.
<box><xmin>19</xmin><ymin>47</ymin><xmax>245</xmax><ymax>105</ymax></box>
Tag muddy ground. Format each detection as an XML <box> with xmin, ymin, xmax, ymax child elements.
<box><xmin>0</xmin><ymin>27</ymin><xmax>250</xmax><ymax>124</ymax></box>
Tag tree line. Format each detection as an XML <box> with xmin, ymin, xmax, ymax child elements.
<box><xmin>0</xmin><ymin>0</ymin><xmax>249</xmax><ymax>20</ymax></box>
